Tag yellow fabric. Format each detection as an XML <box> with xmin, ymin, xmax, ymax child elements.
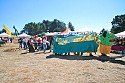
<box><xmin>86</xmin><ymin>52</ymin><xmax>92</xmax><ymax>55</ymax></box>
<box><xmin>99</xmin><ymin>44</ymin><xmax>111</xmax><ymax>54</ymax></box>
<box><xmin>87</xmin><ymin>52</ymin><xmax>92</xmax><ymax>54</ymax></box>
<box><xmin>3</xmin><ymin>25</ymin><xmax>12</xmax><ymax>37</ymax></box>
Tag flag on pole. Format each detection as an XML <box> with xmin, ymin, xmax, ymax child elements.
<box><xmin>3</xmin><ymin>25</ymin><xmax>12</xmax><ymax>37</ymax></box>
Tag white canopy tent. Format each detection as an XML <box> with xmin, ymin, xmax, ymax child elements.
<box><xmin>0</xmin><ymin>33</ymin><xmax>8</xmax><ymax>37</ymax></box>
<box><xmin>115</xmin><ymin>31</ymin><xmax>125</xmax><ymax>37</ymax></box>
<box><xmin>18</xmin><ymin>33</ymin><xmax>30</xmax><ymax>38</ymax></box>
<box><xmin>45</xmin><ymin>32</ymin><xmax>57</xmax><ymax>36</ymax></box>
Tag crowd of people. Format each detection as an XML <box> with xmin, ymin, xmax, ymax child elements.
<box><xmin>114</xmin><ymin>37</ymin><xmax>125</xmax><ymax>46</ymax></box>
<box><xmin>18</xmin><ymin>35</ymin><xmax>53</xmax><ymax>54</ymax></box>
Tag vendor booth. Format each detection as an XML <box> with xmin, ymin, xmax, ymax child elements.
<box><xmin>0</xmin><ymin>33</ymin><xmax>8</xmax><ymax>37</ymax></box>
<box><xmin>115</xmin><ymin>31</ymin><xmax>125</xmax><ymax>37</ymax></box>
<box><xmin>18</xmin><ymin>33</ymin><xmax>30</xmax><ymax>38</ymax></box>
<box><xmin>111</xmin><ymin>31</ymin><xmax>125</xmax><ymax>53</ymax></box>
<box><xmin>45</xmin><ymin>32</ymin><xmax>57</xmax><ymax>36</ymax></box>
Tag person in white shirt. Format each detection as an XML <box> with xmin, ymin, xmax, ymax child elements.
<box><xmin>42</xmin><ymin>36</ymin><xmax>49</xmax><ymax>53</ymax></box>
<box><xmin>0</xmin><ymin>38</ymin><xmax>2</xmax><ymax>41</ymax></box>
<box><xmin>23</xmin><ymin>37</ymin><xmax>27</xmax><ymax>49</ymax></box>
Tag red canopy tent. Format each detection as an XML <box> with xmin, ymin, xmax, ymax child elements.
<box><xmin>59</xmin><ymin>28</ymin><xmax>71</xmax><ymax>35</ymax></box>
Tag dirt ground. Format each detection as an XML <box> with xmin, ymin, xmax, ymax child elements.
<box><xmin>0</xmin><ymin>43</ymin><xmax>125</xmax><ymax>83</ymax></box>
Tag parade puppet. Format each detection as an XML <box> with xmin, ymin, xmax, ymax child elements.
<box><xmin>53</xmin><ymin>31</ymin><xmax>99</xmax><ymax>55</ymax></box>
<box><xmin>99</xmin><ymin>30</ymin><xmax>115</xmax><ymax>55</ymax></box>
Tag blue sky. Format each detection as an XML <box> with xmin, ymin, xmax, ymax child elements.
<box><xmin>0</xmin><ymin>0</ymin><xmax>125</xmax><ymax>33</ymax></box>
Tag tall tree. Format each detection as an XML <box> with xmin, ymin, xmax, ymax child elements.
<box><xmin>68</xmin><ymin>22</ymin><xmax>75</xmax><ymax>31</ymax></box>
<box><xmin>42</xmin><ymin>20</ymin><xmax>51</xmax><ymax>32</ymax></box>
<box><xmin>0</xmin><ymin>29</ymin><xmax>6</xmax><ymax>33</ymax></box>
<box><xmin>111</xmin><ymin>14</ymin><xmax>125</xmax><ymax>34</ymax></box>
<box><xmin>23</xmin><ymin>22</ymin><xmax>39</xmax><ymax>35</ymax></box>
<box><xmin>51</xmin><ymin>19</ymin><xmax>66</xmax><ymax>32</ymax></box>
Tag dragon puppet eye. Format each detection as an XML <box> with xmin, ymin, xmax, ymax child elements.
<box><xmin>110</xmin><ymin>34</ymin><xmax>112</xmax><ymax>36</ymax></box>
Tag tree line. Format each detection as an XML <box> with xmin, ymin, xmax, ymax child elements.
<box><xmin>20</xmin><ymin>19</ymin><xmax>75</xmax><ymax>35</ymax></box>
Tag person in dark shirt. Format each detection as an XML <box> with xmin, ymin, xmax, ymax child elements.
<box><xmin>28</xmin><ymin>38</ymin><xmax>35</xmax><ymax>52</ymax></box>
<box><xmin>117</xmin><ymin>37</ymin><xmax>122</xmax><ymax>45</ymax></box>
<box><xmin>18</xmin><ymin>38</ymin><xmax>23</xmax><ymax>49</ymax></box>
<box><xmin>49</xmin><ymin>36</ymin><xmax>54</xmax><ymax>52</ymax></box>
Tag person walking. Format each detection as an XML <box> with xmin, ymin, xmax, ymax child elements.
<box><xmin>28</xmin><ymin>38</ymin><xmax>35</xmax><ymax>52</ymax></box>
<box><xmin>18</xmin><ymin>38</ymin><xmax>23</xmax><ymax>49</ymax></box>
<box><xmin>49</xmin><ymin>36</ymin><xmax>54</xmax><ymax>52</ymax></box>
<box><xmin>23</xmin><ymin>37</ymin><xmax>27</xmax><ymax>49</ymax></box>
<box><xmin>37</xmin><ymin>37</ymin><xmax>42</xmax><ymax>51</ymax></box>
<box><xmin>42</xmin><ymin>36</ymin><xmax>49</xmax><ymax>54</ymax></box>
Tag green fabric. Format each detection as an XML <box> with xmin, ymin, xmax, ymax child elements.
<box><xmin>53</xmin><ymin>33</ymin><xmax>99</xmax><ymax>54</ymax></box>
<box><xmin>53</xmin><ymin>40</ymin><xmax>99</xmax><ymax>54</ymax></box>
<box><xmin>99</xmin><ymin>31</ymin><xmax>115</xmax><ymax>46</ymax></box>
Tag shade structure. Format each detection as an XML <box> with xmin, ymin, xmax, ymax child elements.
<box><xmin>18</xmin><ymin>33</ymin><xmax>30</xmax><ymax>38</ymax></box>
<box><xmin>115</xmin><ymin>31</ymin><xmax>125</xmax><ymax>37</ymax></box>
<box><xmin>59</xmin><ymin>28</ymin><xmax>71</xmax><ymax>35</ymax></box>
<box><xmin>0</xmin><ymin>33</ymin><xmax>8</xmax><ymax>37</ymax></box>
<box><xmin>45</xmin><ymin>32</ymin><xmax>57</xmax><ymax>36</ymax></box>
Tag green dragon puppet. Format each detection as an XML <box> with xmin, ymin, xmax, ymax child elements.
<box><xmin>99</xmin><ymin>30</ymin><xmax>115</xmax><ymax>54</ymax></box>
